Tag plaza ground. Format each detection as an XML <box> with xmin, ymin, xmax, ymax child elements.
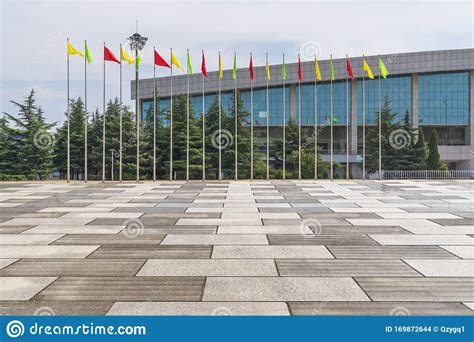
<box><xmin>0</xmin><ymin>180</ymin><xmax>473</xmax><ymax>316</ymax></box>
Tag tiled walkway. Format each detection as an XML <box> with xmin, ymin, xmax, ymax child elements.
<box><xmin>0</xmin><ymin>180</ymin><xmax>473</xmax><ymax>316</ymax></box>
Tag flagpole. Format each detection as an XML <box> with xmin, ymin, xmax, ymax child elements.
<box><xmin>378</xmin><ymin>60</ymin><xmax>382</xmax><ymax>180</ymax></box>
<box><xmin>250</xmin><ymin>52</ymin><xmax>254</xmax><ymax>181</ymax></box>
<box><xmin>84</xmin><ymin>40</ymin><xmax>88</xmax><ymax>183</ymax></box>
<box><xmin>362</xmin><ymin>55</ymin><xmax>366</xmax><ymax>180</ymax></box>
<box><xmin>153</xmin><ymin>47</ymin><xmax>157</xmax><ymax>182</ymax></box>
<box><xmin>202</xmin><ymin>51</ymin><xmax>206</xmax><ymax>181</ymax></box>
<box><xmin>282</xmin><ymin>54</ymin><xmax>286</xmax><ymax>181</ymax></box>
<box><xmin>298</xmin><ymin>54</ymin><xmax>301</xmax><ymax>181</ymax></box>
<box><xmin>102</xmin><ymin>42</ymin><xmax>106</xmax><ymax>183</ymax></box>
<box><xmin>67</xmin><ymin>38</ymin><xmax>70</xmax><ymax>183</ymax></box>
<box><xmin>314</xmin><ymin>58</ymin><xmax>318</xmax><ymax>181</ymax></box>
<box><xmin>266</xmin><ymin>53</ymin><xmax>270</xmax><ymax>180</ymax></box>
<box><xmin>119</xmin><ymin>44</ymin><xmax>123</xmax><ymax>183</ymax></box>
<box><xmin>218</xmin><ymin>51</ymin><xmax>222</xmax><ymax>181</ymax></box>
<box><xmin>346</xmin><ymin>55</ymin><xmax>349</xmax><ymax>181</ymax></box>
<box><xmin>135</xmin><ymin>48</ymin><xmax>140</xmax><ymax>183</ymax></box>
<box><xmin>330</xmin><ymin>55</ymin><xmax>333</xmax><ymax>181</ymax></box>
<box><xmin>170</xmin><ymin>48</ymin><xmax>173</xmax><ymax>181</ymax></box>
<box><xmin>234</xmin><ymin>52</ymin><xmax>238</xmax><ymax>181</ymax></box>
<box><xmin>186</xmin><ymin>49</ymin><xmax>190</xmax><ymax>182</ymax></box>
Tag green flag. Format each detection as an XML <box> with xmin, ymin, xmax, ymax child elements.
<box><xmin>329</xmin><ymin>56</ymin><xmax>334</xmax><ymax>81</ymax></box>
<box><xmin>281</xmin><ymin>57</ymin><xmax>286</xmax><ymax>81</ymax></box>
<box><xmin>378</xmin><ymin>56</ymin><xmax>389</xmax><ymax>79</ymax></box>
<box><xmin>187</xmin><ymin>51</ymin><xmax>193</xmax><ymax>74</ymax></box>
<box><xmin>232</xmin><ymin>53</ymin><xmax>237</xmax><ymax>80</ymax></box>
<box><xmin>135</xmin><ymin>52</ymin><xmax>142</xmax><ymax>71</ymax></box>
<box><xmin>85</xmin><ymin>41</ymin><xmax>92</xmax><ymax>65</ymax></box>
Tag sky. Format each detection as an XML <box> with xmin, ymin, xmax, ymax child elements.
<box><xmin>0</xmin><ymin>0</ymin><xmax>472</xmax><ymax>127</ymax></box>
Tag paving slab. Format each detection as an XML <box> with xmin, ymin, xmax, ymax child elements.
<box><xmin>0</xmin><ymin>277</ymin><xmax>56</xmax><ymax>300</ymax></box>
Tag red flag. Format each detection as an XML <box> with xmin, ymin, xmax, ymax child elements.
<box><xmin>297</xmin><ymin>55</ymin><xmax>302</xmax><ymax>81</ymax></box>
<box><xmin>104</xmin><ymin>46</ymin><xmax>120</xmax><ymax>64</ymax></box>
<box><xmin>346</xmin><ymin>57</ymin><xmax>355</xmax><ymax>80</ymax></box>
<box><xmin>249</xmin><ymin>53</ymin><xmax>254</xmax><ymax>81</ymax></box>
<box><xmin>201</xmin><ymin>51</ymin><xmax>208</xmax><ymax>77</ymax></box>
<box><xmin>154</xmin><ymin>49</ymin><xmax>170</xmax><ymax>68</ymax></box>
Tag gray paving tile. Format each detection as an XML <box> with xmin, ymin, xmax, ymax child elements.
<box><xmin>268</xmin><ymin>234</ymin><xmax>379</xmax><ymax>246</ymax></box>
<box><xmin>89</xmin><ymin>245</ymin><xmax>212</xmax><ymax>259</ymax></box>
<box><xmin>52</xmin><ymin>234</ymin><xmax>164</xmax><ymax>246</ymax></box>
<box><xmin>369</xmin><ymin>234</ymin><xmax>474</xmax><ymax>245</ymax></box>
<box><xmin>0</xmin><ymin>301</ymin><xmax>113</xmax><ymax>315</ymax></box>
<box><xmin>0</xmin><ymin>234</ymin><xmax>63</xmax><ymax>245</ymax></box>
<box><xmin>327</xmin><ymin>246</ymin><xmax>459</xmax><ymax>259</ymax></box>
<box><xmin>203</xmin><ymin>277</ymin><xmax>370</xmax><ymax>301</ymax></box>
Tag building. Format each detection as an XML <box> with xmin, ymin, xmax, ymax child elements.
<box><xmin>132</xmin><ymin>48</ymin><xmax>473</xmax><ymax>179</ymax></box>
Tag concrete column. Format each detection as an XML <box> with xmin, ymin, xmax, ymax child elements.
<box><xmin>350</xmin><ymin>79</ymin><xmax>358</xmax><ymax>154</ymax></box>
<box><xmin>290</xmin><ymin>84</ymin><xmax>296</xmax><ymax>120</ymax></box>
<box><xmin>412</xmin><ymin>73</ymin><xmax>419</xmax><ymax>128</ymax></box>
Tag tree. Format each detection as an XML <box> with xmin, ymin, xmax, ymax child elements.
<box><xmin>427</xmin><ymin>129</ymin><xmax>447</xmax><ymax>170</ymax></box>
<box><xmin>3</xmin><ymin>90</ymin><xmax>55</xmax><ymax>179</ymax></box>
<box><xmin>0</xmin><ymin>116</ymin><xmax>23</xmax><ymax>178</ymax></box>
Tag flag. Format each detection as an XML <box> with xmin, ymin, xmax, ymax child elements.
<box><xmin>265</xmin><ymin>54</ymin><xmax>270</xmax><ymax>81</ymax></box>
<box><xmin>136</xmin><ymin>52</ymin><xmax>142</xmax><ymax>71</ymax></box>
<box><xmin>329</xmin><ymin>55</ymin><xmax>335</xmax><ymax>81</ymax></box>
<box><xmin>67</xmin><ymin>42</ymin><xmax>84</xmax><ymax>58</ymax></box>
<box><xmin>232</xmin><ymin>53</ymin><xmax>237</xmax><ymax>80</ymax></box>
<box><xmin>346</xmin><ymin>57</ymin><xmax>354</xmax><ymax>80</ymax></box>
<box><xmin>218</xmin><ymin>52</ymin><xmax>223</xmax><ymax>80</ymax></box>
<box><xmin>154</xmin><ymin>49</ymin><xmax>170</xmax><ymax>68</ymax></box>
<box><xmin>378</xmin><ymin>56</ymin><xmax>389</xmax><ymax>78</ymax></box>
<box><xmin>121</xmin><ymin>48</ymin><xmax>135</xmax><ymax>64</ymax></box>
<box><xmin>315</xmin><ymin>57</ymin><xmax>321</xmax><ymax>81</ymax></box>
<box><xmin>85</xmin><ymin>42</ymin><xmax>92</xmax><ymax>64</ymax></box>
<box><xmin>249</xmin><ymin>54</ymin><xmax>254</xmax><ymax>80</ymax></box>
<box><xmin>201</xmin><ymin>51</ymin><xmax>208</xmax><ymax>77</ymax></box>
<box><xmin>297</xmin><ymin>54</ymin><xmax>302</xmax><ymax>81</ymax></box>
<box><xmin>187</xmin><ymin>50</ymin><xmax>193</xmax><ymax>74</ymax></box>
<box><xmin>171</xmin><ymin>51</ymin><xmax>184</xmax><ymax>71</ymax></box>
<box><xmin>363</xmin><ymin>57</ymin><xmax>374</xmax><ymax>79</ymax></box>
<box><xmin>281</xmin><ymin>55</ymin><xmax>287</xmax><ymax>81</ymax></box>
<box><xmin>104</xmin><ymin>46</ymin><xmax>120</xmax><ymax>64</ymax></box>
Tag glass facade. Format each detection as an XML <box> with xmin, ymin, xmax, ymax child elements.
<box><xmin>418</xmin><ymin>72</ymin><xmax>469</xmax><ymax>125</ymax></box>
<box><xmin>356</xmin><ymin>76</ymin><xmax>412</xmax><ymax>124</ymax></box>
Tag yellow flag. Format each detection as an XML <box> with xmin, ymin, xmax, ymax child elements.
<box><xmin>171</xmin><ymin>51</ymin><xmax>184</xmax><ymax>71</ymax></box>
<box><xmin>315</xmin><ymin>57</ymin><xmax>321</xmax><ymax>81</ymax></box>
<box><xmin>219</xmin><ymin>52</ymin><xmax>223</xmax><ymax>79</ymax></box>
<box><xmin>121</xmin><ymin>48</ymin><xmax>135</xmax><ymax>64</ymax></box>
<box><xmin>67</xmin><ymin>42</ymin><xmax>84</xmax><ymax>58</ymax></box>
<box><xmin>363</xmin><ymin>58</ymin><xmax>374</xmax><ymax>79</ymax></box>
<box><xmin>265</xmin><ymin>54</ymin><xmax>270</xmax><ymax>81</ymax></box>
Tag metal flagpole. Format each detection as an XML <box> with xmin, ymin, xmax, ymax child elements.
<box><xmin>362</xmin><ymin>55</ymin><xmax>366</xmax><ymax>180</ymax></box>
<box><xmin>250</xmin><ymin>53</ymin><xmax>254</xmax><ymax>181</ymax></box>
<box><xmin>314</xmin><ymin>59</ymin><xmax>317</xmax><ymax>180</ymax></box>
<box><xmin>218</xmin><ymin>51</ymin><xmax>222</xmax><ymax>181</ymax></box>
<box><xmin>153</xmin><ymin>47</ymin><xmax>157</xmax><ymax>182</ymax></box>
<box><xmin>378</xmin><ymin>65</ymin><xmax>382</xmax><ymax>180</ymax></box>
<box><xmin>66</xmin><ymin>38</ymin><xmax>70</xmax><ymax>183</ymax></box>
<box><xmin>102</xmin><ymin>42</ymin><xmax>106</xmax><ymax>183</ymax></box>
<box><xmin>346</xmin><ymin>55</ymin><xmax>349</xmax><ymax>181</ymax></box>
<box><xmin>135</xmin><ymin>48</ymin><xmax>140</xmax><ymax>182</ymax></box>
<box><xmin>202</xmin><ymin>54</ymin><xmax>206</xmax><ymax>181</ymax></box>
<box><xmin>330</xmin><ymin>55</ymin><xmax>333</xmax><ymax>181</ymax></box>
<box><xmin>266</xmin><ymin>53</ymin><xmax>270</xmax><ymax>180</ymax></box>
<box><xmin>234</xmin><ymin>52</ymin><xmax>238</xmax><ymax>181</ymax></box>
<box><xmin>282</xmin><ymin>54</ymin><xmax>286</xmax><ymax>180</ymax></box>
<box><xmin>84</xmin><ymin>40</ymin><xmax>88</xmax><ymax>183</ymax></box>
<box><xmin>119</xmin><ymin>44</ymin><xmax>122</xmax><ymax>183</ymax></box>
<box><xmin>170</xmin><ymin>48</ymin><xmax>173</xmax><ymax>181</ymax></box>
<box><xmin>298</xmin><ymin>74</ymin><xmax>301</xmax><ymax>181</ymax></box>
<box><xmin>186</xmin><ymin>49</ymin><xmax>190</xmax><ymax>181</ymax></box>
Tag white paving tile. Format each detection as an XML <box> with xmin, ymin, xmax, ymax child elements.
<box><xmin>176</xmin><ymin>218</ymin><xmax>262</xmax><ymax>226</ymax></box>
<box><xmin>404</xmin><ymin>260</ymin><xmax>474</xmax><ymax>277</ymax></box>
<box><xmin>38</xmin><ymin>207</ymin><xmax>114</xmax><ymax>213</ymax></box>
<box><xmin>369</xmin><ymin>234</ymin><xmax>474</xmax><ymax>246</ymax></box>
<box><xmin>376</xmin><ymin>212</ymin><xmax>463</xmax><ymax>219</ymax></box>
<box><xmin>161</xmin><ymin>234</ymin><xmax>269</xmax><ymax>245</ymax></box>
<box><xmin>217</xmin><ymin>225</ymin><xmax>313</xmax><ymax>234</ymax></box>
<box><xmin>137</xmin><ymin>259</ymin><xmax>278</xmax><ymax>276</ymax></box>
<box><xmin>212</xmin><ymin>246</ymin><xmax>334</xmax><ymax>258</ymax></box>
<box><xmin>0</xmin><ymin>234</ymin><xmax>63</xmax><ymax>245</ymax></box>
<box><xmin>0</xmin><ymin>277</ymin><xmax>57</xmax><ymax>300</ymax></box>
<box><xmin>440</xmin><ymin>246</ymin><xmax>474</xmax><ymax>259</ymax></box>
<box><xmin>61</xmin><ymin>212</ymin><xmax>143</xmax><ymax>219</ymax></box>
<box><xmin>0</xmin><ymin>259</ymin><xmax>17</xmax><ymax>269</ymax></box>
<box><xmin>22</xmin><ymin>225</ymin><xmax>125</xmax><ymax>234</ymax></box>
<box><xmin>0</xmin><ymin>245</ymin><xmax>99</xmax><ymax>258</ymax></box>
<box><xmin>0</xmin><ymin>218</ymin><xmax>93</xmax><ymax>226</ymax></box>
<box><xmin>221</xmin><ymin>212</ymin><xmax>300</xmax><ymax>219</ymax></box>
<box><xmin>399</xmin><ymin>225</ymin><xmax>474</xmax><ymax>235</ymax></box>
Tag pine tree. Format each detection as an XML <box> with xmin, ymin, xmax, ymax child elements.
<box><xmin>427</xmin><ymin>129</ymin><xmax>446</xmax><ymax>170</ymax></box>
<box><xmin>411</xmin><ymin>128</ymin><xmax>428</xmax><ymax>170</ymax></box>
<box><xmin>3</xmin><ymin>90</ymin><xmax>56</xmax><ymax>179</ymax></box>
<box><xmin>0</xmin><ymin>116</ymin><xmax>23</xmax><ymax>178</ymax></box>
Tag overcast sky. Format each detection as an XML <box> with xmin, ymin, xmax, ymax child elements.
<box><xmin>1</xmin><ymin>0</ymin><xmax>472</xmax><ymax>126</ymax></box>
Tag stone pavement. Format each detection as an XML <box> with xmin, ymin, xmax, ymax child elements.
<box><xmin>0</xmin><ymin>180</ymin><xmax>473</xmax><ymax>316</ymax></box>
